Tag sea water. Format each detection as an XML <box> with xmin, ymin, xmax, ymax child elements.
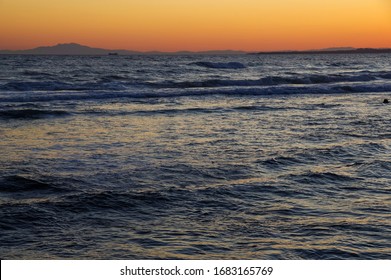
<box><xmin>0</xmin><ymin>54</ymin><xmax>390</xmax><ymax>259</ymax></box>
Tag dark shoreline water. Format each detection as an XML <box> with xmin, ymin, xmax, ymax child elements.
<box><xmin>0</xmin><ymin>54</ymin><xmax>390</xmax><ymax>259</ymax></box>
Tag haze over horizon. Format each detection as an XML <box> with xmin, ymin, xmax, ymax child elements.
<box><xmin>1</xmin><ymin>0</ymin><xmax>391</xmax><ymax>52</ymax></box>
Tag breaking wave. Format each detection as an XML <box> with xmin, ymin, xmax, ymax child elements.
<box><xmin>1</xmin><ymin>82</ymin><xmax>391</xmax><ymax>103</ymax></box>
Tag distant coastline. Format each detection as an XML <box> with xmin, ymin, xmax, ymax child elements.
<box><xmin>250</xmin><ymin>48</ymin><xmax>391</xmax><ymax>55</ymax></box>
<box><xmin>1</xmin><ymin>43</ymin><xmax>391</xmax><ymax>55</ymax></box>
<box><xmin>0</xmin><ymin>43</ymin><xmax>244</xmax><ymax>56</ymax></box>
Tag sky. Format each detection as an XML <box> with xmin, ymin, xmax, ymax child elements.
<box><xmin>1</xmin><ymin>0</ymin><xmax>390</xmax><ymax>51</ymax></box>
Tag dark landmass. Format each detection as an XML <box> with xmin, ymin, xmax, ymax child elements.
<box><xmin>1</xmin><ymin>43</ymin><xmax>390</xmax><ymax>55</ymax></box>
<box><xmin>250</xmin><ymin>47</ymin><xmax>391</xmax><ymax>55</ymax></box>
<box><xmin>0</xmin><ymin>43</ymin><xmax>143</xmax><ymax>55</ymax></box>
<box><xmin>0</xmin><ymin>43</ymin><xmax>244</xmax><ymax>55</ymax></box>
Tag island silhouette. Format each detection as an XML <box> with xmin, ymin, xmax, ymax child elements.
<box><xmin>1</xmin><ymin>43</ymin><xmax>390</xmax><ymax>55</ymax></box>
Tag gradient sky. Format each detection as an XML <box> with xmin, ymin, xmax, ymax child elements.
<box><xmin>1</xmin><ymin>0</ymin><xmax>390</xmax><ymax>51</ymax></box>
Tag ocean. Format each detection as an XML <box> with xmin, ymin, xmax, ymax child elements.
<box><xmin>0</xmin><ymin>53</ymin><xmax>390</xmax><ymax>259</ymax></box>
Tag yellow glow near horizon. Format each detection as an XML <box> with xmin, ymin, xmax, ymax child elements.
<box><xmin>0</xmin><ymin>0</ymin><xmax>390</xmax><ymax>51</ymax></box>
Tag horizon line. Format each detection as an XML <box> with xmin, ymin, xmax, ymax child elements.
<box><xmin>1</xmin><ymin>42</ymin><xmax>391</xmax><ymax>54</ymax></box>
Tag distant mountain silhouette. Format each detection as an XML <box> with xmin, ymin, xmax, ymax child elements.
<box><xmin>316</xmin><ymin>47</ymin><xmax>356</xmax><ymax>51</ymax></box>
<box><xmin>0</xmin><ymin>43</ymin><xmax>245</xmax><ymax>55</ymax></box>
<box><xmin>0</xmin><ymin>43</ymin><xmax>142</xmax><ymax>55</ymax></box>
<box><xmin>251</xmin><ymin>47</ymin><xmax>391</xmax><ymax>55</ymax></box>
<box><xmin>1</xmin><ymin>43</ymin><xmax>390</xmax><ymax>55</ymax></box>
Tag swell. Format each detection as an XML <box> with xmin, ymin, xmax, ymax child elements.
<box><xmin>190</xmin><ymin>61</ymin><xmax>246</xmax><ymax>69</ymax></box>
<box><xmin>0</xmin><ymin>109</ymin><xmax>70</xmax><ymax>119</ymax></box>
<box><xmin>150</xmin><ymin>71</ymin><xmax>391</xmax><ymax>89</ymax></box>
<box><xmin>0</xmin><ymin>175</ymin><xmax>66</xmax><ymax>193</ymax></box>
<box><xmin>0</xmin><ymin>81</ymin><xmax>127</xmax><ymax>92</ymax></box>
<box><xmin>1</xmin><ymin>177</ymin><xmax>389</xmax><ymax>259</ymax></box>
<box><xmin>84</xmin><ymin>104</ymin><xmax>284</xmax><ymax>117</ymax></box>
<box><xmin>1</xmin><ymin>82</ymin><xmax>391</xmax><ymax>103</ymax></box>
<box><xmin>287</xmin><ymin>171</ymin><xmax>358</xmax><ymax>185</ymax></box>
<box><xmin>2</xmin><ymin>70</ymin><xmax>391</xmax><ymax>92</ymax></box>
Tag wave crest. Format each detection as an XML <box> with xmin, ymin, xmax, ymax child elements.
<box><xmin>191</xmin><ymin>61</ymin><xmax>246</xmax><ymax>69</ymax></box>
<box><xmin>0</xmin><ymin>109</ymin><xmax>69</xmax><ymax>119</ymax></box>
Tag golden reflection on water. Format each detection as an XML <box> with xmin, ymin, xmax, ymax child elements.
<box><xmin>1</xmin><ymin>93</ymin><xmax>391</xmax><ymax>259</ymax></box>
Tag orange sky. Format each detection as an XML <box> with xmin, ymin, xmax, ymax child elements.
<box><xmin>1</xmin><ymin>0</ymin><xmax>390</xmax><ymax>51</ymax></box>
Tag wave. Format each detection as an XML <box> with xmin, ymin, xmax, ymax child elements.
<box><xmin>22</xmin><ymin>70</ymin><xmax>55</xmax><ymax>77</ymax></box>
<box><xmin>0</xmin><ymin>175</ymin><xmax>60</xmax><ymax>193</ymax></box>
<box><xmin>288</xmin><ymin>171</ymin><xmax>358</xmax><ymax>185</ymax></box>
<box><xmin>260</xmin><ymin>156</ymin><xmax>303</xmax><ymax>168</ymax></box>
<box><xmin>154</xmin><ymin>71</ymin><xmax>391</xmax><ymax>89</ymax></box>
<box><xmin>1</xmin><ymin>81</ymin><xmax>391</xmax><ymax>103</ymax></box>
<box><xmin>191</xmin><ymin>61</ymin><xmax>246</xmax><ymax>69</ymax></box>
<box><xmin>52</xmin><ymin>190</ymin><xmax>173</xmax><ymax>212</ymax></box>
<box><xmin>82</xmin><ymin>104</ymin><xmax>287</xmax><ymax>117</ymax></box>
<box><xmin>0</xmin><ymin>81</ymin><xmax>127</xmax><ymax>92</ymax></box>
<box><xmin>0</xmin><ymin>109</ymin><xmax>70</xmax><ymax>119</ymax></box>
<box><xmin>1</xmin><ymin>81</ymin><xmax>75</xmax><ymax>91</ymax></box>
<box><xmin>99</xmin><ymin>107</ymin><xmax>223</xmax><ymax>116</ymax></box>
<box><xmin>1</xmin><ymin>70</ymin><xmax>391</xmax><ymax>93</ymax></box>
<box><xmin>356</xmin><ymin>160</ymin><xmax>391</xmax><ymax>178</ymax></box>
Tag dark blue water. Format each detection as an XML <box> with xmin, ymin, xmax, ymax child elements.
<box><xmin>0</xmin><ymin>54</ymin><xmax>390</xmax><ymax>259</ymax></box>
